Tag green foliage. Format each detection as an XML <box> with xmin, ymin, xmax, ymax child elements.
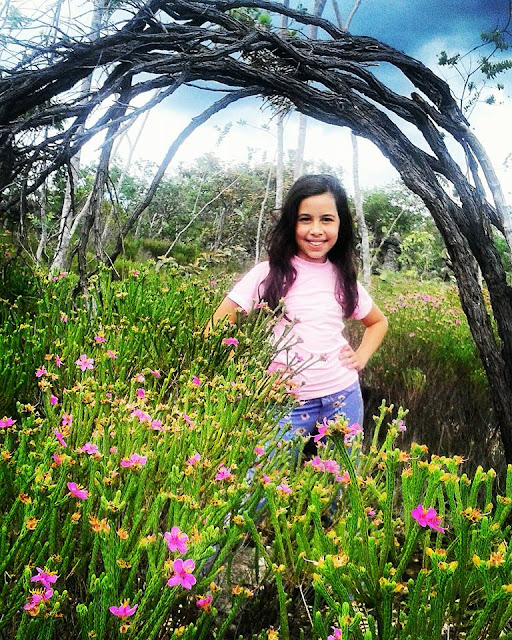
<box><xmin>357</xmin><ymin>276</ymin><xmax>497</xmax><ymax>475</ymax></box>
<box><xmin>0</xmin><ymin>265</ymin><xmax>509</xmax><ymax>639</ymax></box>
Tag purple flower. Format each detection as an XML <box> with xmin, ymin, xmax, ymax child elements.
<box><xmin>0</xmin><ymin>416</ymin><xmax>16</xmax><ymax>428</ymax></box>
<box><xmin>314</xmin><ymin>417</ymin><xmax>330</xmax><ymax>443</ymax></box>
<box><xmin>53</xmin><ymin>429</ymin><xmax>67</xmax><ymax>448</ymax></box>
<box><xmin>215</xmin><ymin>465</ymin><xmax>232</xmax><ymax>481</ymax></box>
<box><xmin>222</xmin><ymin>337</ymin><xmax>239</xmax><ymax>346</ymax></box>
<box><xmin>81</xmin><ymin>442</ymin><xmax>99</xmax><ymax>455</ymax></box>
<box><xmin>31</xmin><ymin>568</ymin><xmax>58</xmax><ymax>589</ymax></box>
<box><xmin>344</xmin><ymin>422</ymin><xmax>363</xmax><ymax>444</ymax></box>
<box><xmin>411</xmin><ymin>504</ymin><xmax>445</xmax><ymax>532</ymax></box>
<box><xmin>186</xmin><ymin>453</ymin><xmax>201</xmax><ymax>466</ymax></box>
<box><xmin>109</xmin><ymin>601</ymin><xmax>138</xmax><ymax>618</ymax></box>
<box><xmin>67</xmin><ymin>482</ymin><xmax>89</xmax><ymax>500</ymax></box>
<box><xmin>164</xmin><ymin>526</ymin><xmax>189</xmax><ymax>554</ymax></box>
<box><xmin>167</xmin><ymin>558</ymin><xmax>196</xmax><ymax>590</ymax></box>
<box><xmin>75</xmin><ymin>354</ymin><xmax>94</xmax><ymax>371</ymax></box>
<box><xmin>121</xmin><ymin>453</ymin><xmax>147</xmax><ymax>468</ymax></box>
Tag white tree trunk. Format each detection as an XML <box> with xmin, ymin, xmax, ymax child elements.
<box><xmin>351</xmin><ymin>132</ymin><xmax>371</xmax><ymax>283</ymax></box>
<box><xmin>255</xmin><ymin>162</ymin><xmax>274</xmax><ymax>264</ymax></box>
<box><xmin>293</xmin><ymin>0</ymin><xmax>327</xmax><ymax>179</ymax></box>
<box><xmin>462</xmin><ymin>125</ymin><xmax>512</xmax><ymax>260</ymax></box>
<box><xmin>50</xmin><ymin>0</ymin><xmax>106</xmax><ymax>272</ymax></box>
<box><xmin>332</xmin><ymin>0</ymin><xmax>371</xmax><ymax>282</ymax></box>
<box><xmin>275</xmin><ymin>0</ymin><xmax>289</xmax><ymax>209</ymax></box>
<box><xmin>276</xmin><ymin>114</ymin><xmax>285</xmax><ymax>209</ymax></box>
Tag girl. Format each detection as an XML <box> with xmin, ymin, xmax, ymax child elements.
<box><xmin>212</xmin><ymin>174</ymin><xmax>387</xmax><ymax>445</ymax></box>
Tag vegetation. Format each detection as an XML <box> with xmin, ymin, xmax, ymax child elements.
<box><xmin>0</xmin><ymin>256</ymin><xmax>509</xmax><ymax>639</ymax></box>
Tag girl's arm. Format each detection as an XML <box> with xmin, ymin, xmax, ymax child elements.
<box><xmin>206</xmin><ymin>296</ymin><xmax>241</xmax><ymax>334</ymax></box>
<box><xmin>339</xmin><ymin>303</ymin><xmax>388</xmax><ymax>371</ymax></box>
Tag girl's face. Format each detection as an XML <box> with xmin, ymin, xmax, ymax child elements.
<box><xmin>295</xmin><ymin>192</ymin><xmax>340</xmax><ymax>263</ymax></box>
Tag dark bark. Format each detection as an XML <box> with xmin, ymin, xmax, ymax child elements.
<box><xmin>1</xmin><ymin>0</ymin><xmax>512</xmax><ymax>462</ymax></box>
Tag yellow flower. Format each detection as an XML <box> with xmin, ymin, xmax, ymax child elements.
<box><xmin>26</xmin><ymin>517</ymin><xmax>40</xmax><ymax>530</ymax></box>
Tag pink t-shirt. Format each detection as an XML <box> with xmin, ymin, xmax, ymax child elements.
<box><xmin>228</xmin><ymin>255</ymin><xmax>373</xmax><ymax>400</ymax></box>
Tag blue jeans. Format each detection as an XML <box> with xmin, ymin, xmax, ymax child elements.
<box><xmin>276</xmin><ymin>380</ymin><xmax>363</xmax><ymax>445</ymax></box>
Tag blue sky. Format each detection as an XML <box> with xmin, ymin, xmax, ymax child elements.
<box><xmin>79</xmin><ymin>0</ymin><xmax>511</xmax><ymax>197</ymax></box>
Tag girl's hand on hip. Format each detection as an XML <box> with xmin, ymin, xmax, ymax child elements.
<box><xmin>338</xmin><ymin>344</ymin><xmax>366</xmax><ymax>371</ymax></box>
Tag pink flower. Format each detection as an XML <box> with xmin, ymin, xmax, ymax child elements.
<box><xmin>328</xmin><ymin>628</ymin><xmax>342</xmax><ymax>640</ymax></box>
<box><xmin>262</xmin><ymin>474</ymin><xmax>272</xmax><ymax>485</ymax></box>
<box><xmin>164</xmin><ymin>526</ymin><xmax>189</xmax><ymax>554</ymax></box>
<box><xmin>31</xmin><ymin>568</ymin><xmax>58</xmax><ymax>589</ymax></box>
<box><xmin>167</xmin><ymin>558</ymin><xmax>196</xmax><ymax>590</ymax></box>
<box><xmin>23</xmin><ymin>589</ymin><xmax>53</xmax><ymax>612</ymax></box>
<box><xmin>130</xmin><ymin>269</ymin><xmax>140</xmax><ymax>277</ymax></box>
<box><xmin>392</xmin><ymin>419</ymin><xmax>406</xmax><ymax>432</ymax></box>
<box><xmin>53</xmin><ymin>429</ymin><xmax>67</xmax><ymax>448</ymax></box>
<box><xmin>408</xmin><ymin>332</ymin><xmax>415</xmax><ymax>338</ymax></box>
<box><xmin>191</xmin><ymin>376</ymin><xmax>201</xmax><ymax>387</ymax></box>
<box><xmin>151</xmin><ymin>419</ymin><xmax>163</xmax><ymax>431</ymax></box>
<box><xmin>36</xmin><ymin>366</ymin><xmax>47</xmax><ymax>378</ymax></box>
<box><xmin>222</xmin><ymin>337</ymin><xmax>239</xmax><ymax>346</ymax></box>
<box><xmin>186</xmin><ymin>453</ymin><xmax>201</xmax><ymax>466</ymax></box>
<box><xmin>81</xmin><ymin>442</ymin><xmax>99</xmax><ymax>455</ymax></box>
<box><xmin>53</xmin><ymin>453</ymin><xmax>64</xmax><ymax>466</ymax></box>
<box><xmin>60</xmin><ymin>312</ymin><xmax>68</xmax><ymax>323</ymax></box>
<box><xmin>254</xmin><ymin>445</ymin><xmax>265</xmax><ymax>456</ymax></box>
<box><xmin>130</xmin><ymin>408</ymin><xmax>151</xmax><ymax>423</ymax></box>
<box><xmin>136</xmin><ymin>388</ymin><xmax>145</xmax><ymax>399</ymax></box>
<box><xmin>314</xmin><ymin>418</ymin><xmax>330</xmax><ymax>443</ymax></box>
<box><xmin>151</xmin><ymin>370</ymin><xmax>161</xmax><ymax>378</ymax></box>
<box><xmin>121</xmin><ymin>453</ymin><xmax>147</xmax><ymax>468</ymax></box>
<box><xmin>61</xmin><ymin>413</ymin><xmax>72</xmax><ymax>427</ymax></box>
<box><xmin>196</xmin><ymin>594</ymin><xmax>213</xmax><ymax>611</ymax></box>
<box><xmin>94</xmin><ymin>335</ymin><xmax>106</xmax><ymax>344</ymax></box>
<box><xmin>0</xmin><ymin>416</ymin><xmax>16</xmax><ymax>428</ymax></box>
<box><xmin>110</xmin><ymin>446</ymin><xmax>118</xmax><ymax>454</ymax></box>
<box><xmin>324</xmin><ymin>459</ymin><xmax>340</xmax><ymax>475</ymax></box>
<box><xmin>307</xmin><ymin>456</ymin><xmax>325</xmax><ymax>472</ymax></box>
<box><xmin>109</xmin><ymin>601</ymin><xmax>138</xmax><ymax>619</ymax></box>
<box><xmin>107</xmin><ymin>350</ymin><xmax>118</xmax><ymax>359</ymax></box>
<box><xmin>50</xmin><ymin>394</ymin><xmax>58</xmax><ymax>406</ymax></box>
<box><xmin>344</xmin><ymin>422</ymin><xmax>363</xmax><ymax>444</ymax></box>
<box><xmin>183</xmin><ymin>413</ymin><xmax>195</xmax><ymax>427</ymax></box>
<box><xmin>336</xmin><ymin>471</ymin><xmax>351</xmax><ymax>485</ymax></box>
<box><xmin>215</xmin><ymin>465</ymin><xmax>232</xmax><ymax>481</ymax></box>
<box><xmin>135</xmin><ymin>373</ymin><xmax>145</xmax><ymax>383</ymax></box>
<box><xmin>277</xmin><ymin>481</ymin><xmax>292</xmax><ymax>495</ymax></box>
<box><xmin>411</xmin><ymin>504</ymin><xmax>445</xmax><ymax>532</ymax></box>
<box><xmin>67</xmin><ymin>482</ymin><xmax>89</xmax><ymax>500</ymax></box>
<box><xmin>75</xmin><ymin>354</ymin><xmax>94</xmax><ymax>371</ymax></box>
<box><xmin>55</xmin><ymin>355</ymin><xmax>63</xmax><ymax>368</ymax></box>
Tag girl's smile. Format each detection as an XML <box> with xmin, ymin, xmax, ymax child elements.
<box><xmin>295</xmin><ymin>192</ymin><xmax>340</xmax><ymax>263</ymax></box>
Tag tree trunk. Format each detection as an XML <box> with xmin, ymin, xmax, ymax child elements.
<box><xmin>255</xmin><ymin>162</ymin><xmax>274</xmax><ymax>264</ymax></box>
<box><xmin>293</xmin><ymin>0</ymin><xmax>328</xmax><ymax>180</ymax></box>
<box><xmin>351</xmin><ymin>132</ymin><xmax>370</xmax><ymax>283</ymax></box>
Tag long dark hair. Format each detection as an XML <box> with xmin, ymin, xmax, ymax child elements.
<box><xmin>261</xmin><ymin>174</ymin><xmax>359</xmax><ymax>318</ymax></box>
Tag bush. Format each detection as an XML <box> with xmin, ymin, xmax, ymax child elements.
<box><xmin>1</xmin><ymin>266</ymin><xmax>511</xmax><ymax>639</ymax></box>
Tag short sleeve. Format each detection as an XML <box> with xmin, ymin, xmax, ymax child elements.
<box><xmin>350</xmin><ymin>282</ymin><xmax>374</xmax><ymax>319</ymax></box>
<box><xmin>227</xmin><ymin>261</ymin><xmax>270</xmax><ymax>312</ymax></box>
